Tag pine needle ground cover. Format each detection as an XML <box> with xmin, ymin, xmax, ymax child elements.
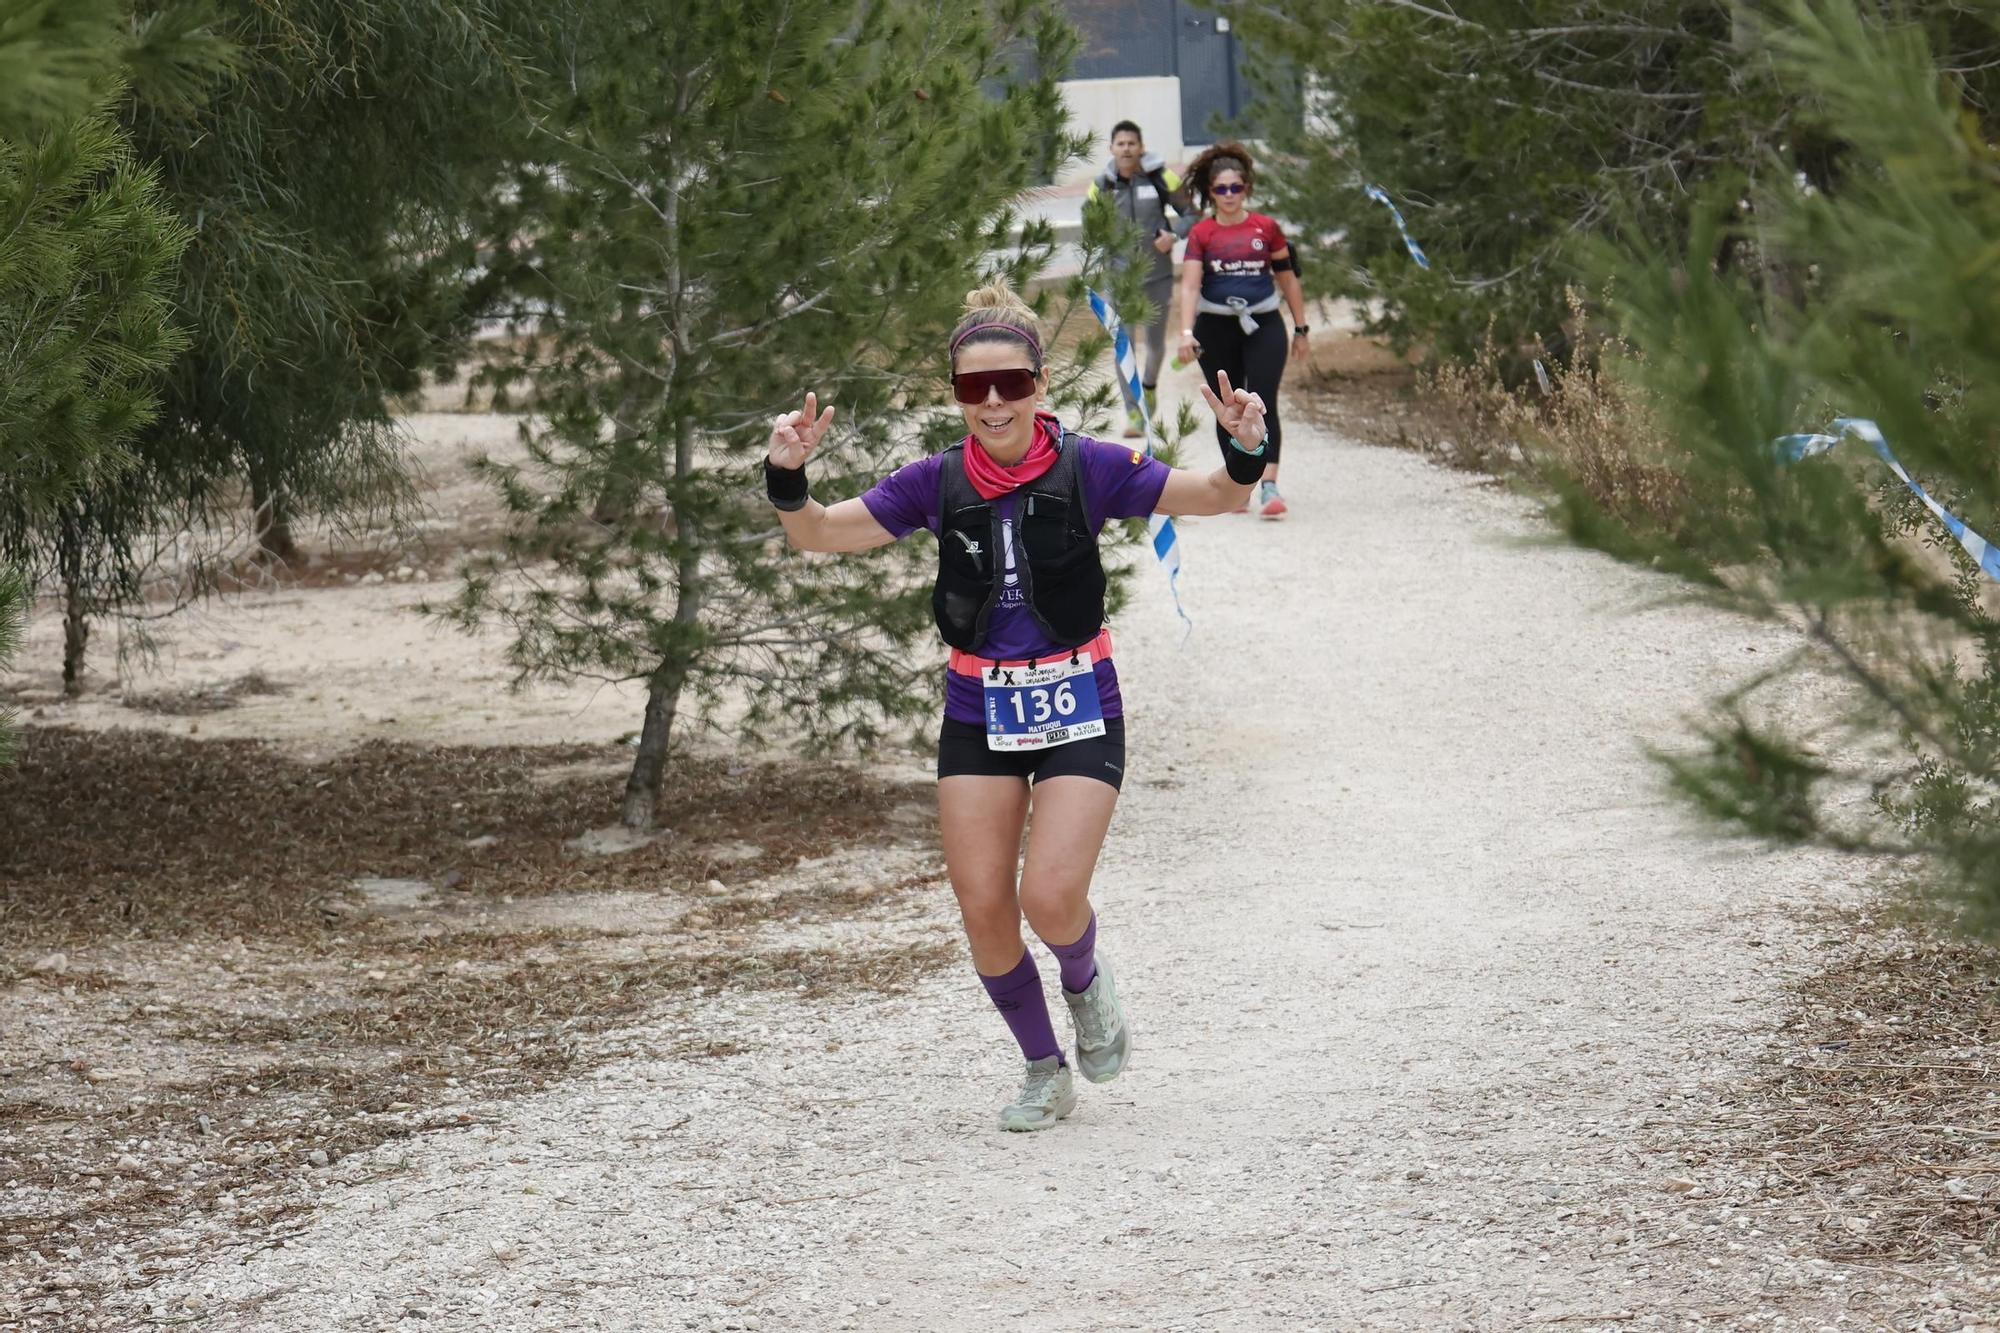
<box><xmin>1729</xmin><ymin>909</ymin><xmax>2000</xmax><ymax>1264</ymax></box>
<box><xmin>0</xmin><ymin>728</ymin><xmax>949</xmax><ymax>1324</ymax></box>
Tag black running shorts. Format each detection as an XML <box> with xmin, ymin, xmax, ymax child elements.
<box><xmin>936</xmin><ymin>716</ymin><xmax>1126</xmax><ymax>791</ymax></box>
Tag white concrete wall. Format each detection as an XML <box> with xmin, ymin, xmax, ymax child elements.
<box><xmin>1055</xmin><ymin>76</ymin><xmax>1185</xmax><ymax>185</ymax></box>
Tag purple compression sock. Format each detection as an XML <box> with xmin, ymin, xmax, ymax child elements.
<box><xmin>978</xmin><ymin>949</ymin><xmax>1063</xmax><ymax>1064</ymax></box>
<box><xmin>1040</xmin><ymin>912</ymin><xmax>1098</xmax><ymax>995</ymax></box>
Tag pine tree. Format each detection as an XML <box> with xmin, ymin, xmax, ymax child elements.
<box><xmin>0</xmin><ymin>0</ymin><xmax>228</xmax><ymax>139</ymax></box>
<box><xmin>0</xmin><ymin>2</ymin><xmax>211</xmax><ymax>735</ymax></box>
<box><xmin>0</xmin><ymin>0</ymin><xmax>127</xmax><ymax>137</ymax></box>
<box><xmin>1231</xmin><ymin>0</ymin><xmax>2000</xmax><ymax>367</ymax></box>
<box><xmin>124</xmin><ymin>0</ymin><xmax>551</xmax><ymax>549</ymax></box>
<box><xmin>445</xmin><ymin>0</ymin><xmax>1087</xmax><ymax>829</ymax></box>
<box><xmin>0</xmin><ymin>111</ymin><xmax>192</xmax><ymax>695</ymax></box>
<box><xmin>1560</xmin><ymin>0</ymin><xmax>2000</xmax><ymax>936</ymax></box>
<box><xmin>18</xmin><ymin>0</ymin><xmax>548</xmax><ymax>693</ymax></box>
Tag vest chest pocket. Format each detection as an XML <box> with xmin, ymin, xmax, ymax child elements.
<box><xmin>1020</xmin><ymin>493</ymin><xmax>1080</xmax><ymax>558</ymax></box>
<box><xmin>1020</xmin><ymin>492</ymin><xmax>1105</xmax><ymax>644</ymax></box>
<box><xmin>933</xmin><ymin>505</ymin><xmax>1002</xmax><ymax>651</ymax></box>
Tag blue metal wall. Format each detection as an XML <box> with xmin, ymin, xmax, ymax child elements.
<box><xmin>1065</xmin><ymin>0</ymin><xmax>1245</xmax><ymax>145</ymax></box>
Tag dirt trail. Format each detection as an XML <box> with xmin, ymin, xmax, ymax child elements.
<box><xmin>114</xmin><ymin>398</ymin><xmax>1916</xmax><ymax>1330</ymax></box>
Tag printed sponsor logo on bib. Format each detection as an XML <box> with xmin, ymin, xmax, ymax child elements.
<box><xmin>983</xmin><ymin>652</ymin><xmax>1107</xmax><ymax>752</ymax></box>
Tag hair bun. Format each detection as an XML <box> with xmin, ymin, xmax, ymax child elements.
<box><xmin>962</xmin><ymin>280</ymin><xmax>1036</xmax><ymax>321</ymax></box>
<box><xmin>949</xmin><ymin>280</ymin><xmax>1044</xmax><ymax>371</ymax></box>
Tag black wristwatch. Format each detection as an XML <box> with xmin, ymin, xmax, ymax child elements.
<box><xmin>1293</xmin><ymin>324</ymin><xmax>1310</xmax><ymax>336</ymax></box>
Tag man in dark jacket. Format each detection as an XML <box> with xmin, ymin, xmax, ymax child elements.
<box><xmin>1086</xmin><ymin>121</ymin><xmax>1195</xmax><ymax>436</ymax></box>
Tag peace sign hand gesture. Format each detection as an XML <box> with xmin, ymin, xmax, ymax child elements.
<box><xmin>768</xmin><ymin>391</ymin><xmax>835</xmax><ymax>469</ymax></box>
<box><xmin>1198</xmin><ymin>370</ymin><xmax>1268</xmax><ymax>451</ymax></box>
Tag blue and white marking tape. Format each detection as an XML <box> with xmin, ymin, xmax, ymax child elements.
<box><xmin>1776</xmin><ymin>417</ymin><xmax>2000</xmax><ymax>582</ymax></box>
<box><xmin>1358</xmin><ymin>185</ymin><xmax>1991</xmax><ymax>583</ymax></box>
<box><xmin>1365</xmin><ymin>185</ymin><xmax>1432</xmax><ymax>271</ymax></box>
<box><xmin>1088</xmin><ymin>287</ymin><xmax>1193</xmax><ymax>635</ymax></box>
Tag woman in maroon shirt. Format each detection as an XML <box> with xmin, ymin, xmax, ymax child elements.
<box><xmin>1176</xmin><ymin>142</ymin><xmax>1310</xmax><ymax>518</ymax></box>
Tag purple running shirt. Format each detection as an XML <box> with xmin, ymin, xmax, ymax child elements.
<box><xmin>861</xmin><ymin>435</ymin><xmax>1171</xmax><ymax>725</ymax></box>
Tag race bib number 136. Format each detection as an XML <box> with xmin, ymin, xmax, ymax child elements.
<box><xmin>983</xmin><ymin>654</ymin><xmax>1107</xmax><ymax>752</ymax></box>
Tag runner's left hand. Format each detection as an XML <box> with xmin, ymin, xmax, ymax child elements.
<box><xmin>1198</xmin><ymin>369</ymin><xmax>1267</xmax><ymax>450</ymax></box>
<box><xmin>1152</xmin><ymin>229</ymin><xmax>1176</xmax><ymax>254</ymax></box>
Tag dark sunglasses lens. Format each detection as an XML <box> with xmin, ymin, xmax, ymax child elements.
<box><xmin>1214</xmin><ymin>183</ymin><xmax>1245</xmax><ymax>195</ymax></box>
<box><xmin>953</xmin><ymin>369</ymin><xmax>1036</xmax><ymax>404</ymax></box>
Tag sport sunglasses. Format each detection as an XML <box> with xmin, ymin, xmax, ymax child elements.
<box><xmin>951</xmin><ymin>367</ymin><xmax>1039</xmax><ymax>405</ymax></box>
<box><xmin>1211</xmin><ymin>182</ymin><xmax>1247</xmax><ymax>195</ymax></box>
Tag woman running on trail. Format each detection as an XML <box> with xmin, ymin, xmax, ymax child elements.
<box><xmin>1176</xmin><ymin>141</ymin><xmax>1309</xmax><ymax>519</ymax></box>
<box><xmin>764</xmin><ymin>283</ymin><xmax>1271</xmax><ymax>1131</ymax></box>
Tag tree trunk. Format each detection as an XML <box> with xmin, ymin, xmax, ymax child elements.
<box><xmin>619</xmin><ymin>661</ymin><xmax>689</xmax><ymax>829</ymax></box>
<box><xmin>619</xmin><ymin>417</ymin><xmax>702</xmax><ymax>830</ymax></box>
<box><xmin>58</xmin><ymin>513</ymin><xmax>89</xmax><ymax>696</ymax></box>
<box><xmin>618</xmin><ymin>100</ymin><xmax>698</xmax><ymax>833</ymax></box>
<box><xmin>250</xmin><ymin>472</ymin><xmax>301</xmax><ymax>564</ymax></box>
<box><xmin>61</xmin><ymin>576</ymin><xmax>88</xmax><ymax>699</ymax></box>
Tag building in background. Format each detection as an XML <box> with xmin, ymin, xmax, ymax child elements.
<box><xmin>1056</xmin><ymin>0</ymin><xmax>1247</xmax><ymax>182</ymax></box>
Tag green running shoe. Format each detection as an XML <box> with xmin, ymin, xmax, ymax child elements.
<box><xmin>997</xmin><ymin>1055</ymin><xmax>1076</xmax><ymax>1132</ymax></box>
<box><xmin>1062</xmin><ymin>953</ymin><xmax>1131</xmax><ymax>1083</ymax></box>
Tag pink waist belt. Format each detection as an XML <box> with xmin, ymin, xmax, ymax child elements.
<box><xmin>947</xmin><ymin>628</ymin><xmax>1115</xmax><ymax>678</ymax></box>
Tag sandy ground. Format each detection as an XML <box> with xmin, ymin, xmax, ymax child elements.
<box><xmin>22</xmin><ymin>366</ymin><xmax>1990</xmax><ymax>1329</ymax></box>
<box><xmin>10</xmin><ymin>411</ymin><xmax>680</xmax><ymax>753</ymax></box>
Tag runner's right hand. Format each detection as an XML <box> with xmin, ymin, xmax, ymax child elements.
<box><xmin>768</xmin><ymin>391</ymin><xmax>834</xmax><ymax>469</ymax></box>
<box><xmin>1178</xmin><ymin>333</ymin><xmax>1199</xmax><ymax>366</ymax></box>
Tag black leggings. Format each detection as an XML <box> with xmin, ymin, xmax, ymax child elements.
<box><xmin>1195</xmin><ymin>308</ymin><xmax>1288</xmax><ymax>465</ymax></box>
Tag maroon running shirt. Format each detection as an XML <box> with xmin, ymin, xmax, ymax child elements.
<box><xmin>1186</xmin><ymin>213</ymin><xmax>1289</xmax><ymax>306</ymax></box>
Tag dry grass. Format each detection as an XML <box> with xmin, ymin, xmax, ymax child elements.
<box><xmin>1416</xmin><ymin>338</ymin><xmax>1694</xmax><ymax>539</ymax></box>
<box><xmin>1296</xmin><ymin>311</ymin><xmax>1695</xmax><ymax>538</ymax></box>
<box><xmin>1289</xmin><ymin>325</ymin><xmax>1440</xmax><ymax>457</ymax></box>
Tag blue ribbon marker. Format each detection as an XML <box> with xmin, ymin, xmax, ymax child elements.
<box><xmin>1365</xmin><ymin>185</ymin><xmax>1432</xmax><ymax>271</ymax></box>
<box><xmin>1775</xmin><ymin>417</ymin><xmax>2000</xmax><ymax>582</ymax></box>
<box><xmin>1088</xmin><ymin>288</ymin><xmax>1194</xmax><ymax>636</ymax></box>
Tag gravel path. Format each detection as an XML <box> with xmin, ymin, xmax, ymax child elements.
<box><xmin>143</xmin><ymin>414</ymin><xmax>1891</xmax><ymax>1331</ymax></box>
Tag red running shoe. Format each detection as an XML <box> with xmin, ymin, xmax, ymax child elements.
<box><xmin>1258</xmin><ymin>481</ymin><xmax>1288</xmax><ymax>518</ymax></box>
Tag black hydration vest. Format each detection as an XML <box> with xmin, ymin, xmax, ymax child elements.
<box><xmin>933</xmin><ymin>427</ymin><xmax>1107</xmax><ymax>654</ymax></box>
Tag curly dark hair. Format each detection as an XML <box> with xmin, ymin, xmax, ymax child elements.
<box><xmin>1185</xmin><ymin>140</ymin><xmax>1256</xmax><ymax>211</ymax></box>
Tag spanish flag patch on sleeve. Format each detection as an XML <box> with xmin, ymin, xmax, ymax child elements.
<box><xmin>1130</xmin><ymin>450</ymin><xmax>1144</xmax><ymax>465</ymax></box>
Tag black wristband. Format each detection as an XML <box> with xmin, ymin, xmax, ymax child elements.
<box><xmin>764</xmin><ymin>458</ymin><xmax>809</xmax><ymax>511</ymax></box>
<box><xmin>1223</xmin><ymin>440</ymin><xmax>1267</xmax><ymax>485</ymax></box>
